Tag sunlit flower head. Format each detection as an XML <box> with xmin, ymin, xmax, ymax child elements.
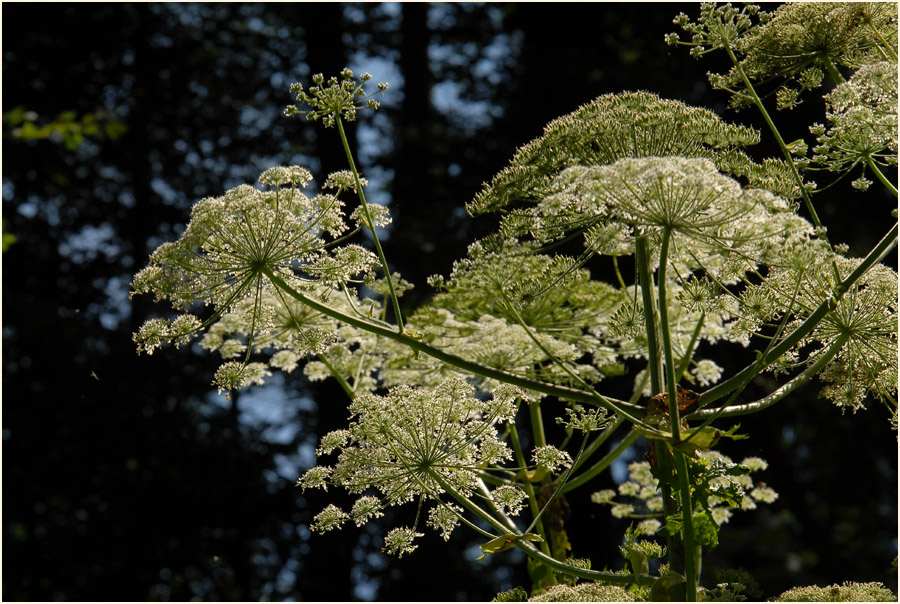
<box><xmin>469</xmin><ymin>91</ymin><xmax>759</xmax><ymax>216</ymax></box>
<box><xmin>131</xmin><ymin>167</ymin><xmax>377</xmax><ymax>370</ymax></box>
<box><xmin>812</xmin><ymin>61</ymin><xmax>898</xmax><ymax>178</ymax></box>
<box><xmin>382</xmin><ymin>527</ymin><xmax>423</xmax><ymax>557</ymax></box>
<box><xmin>298</xmin><ymin>378</ymin><xmax>526</xmax><ymax>554</ymax></box>
<box><xmin>326</xmin><ymin>378</ymin><xmax>517</xmax><ymax>503</ymax></box>
<box><xmin>674</xmin><ymin>2</ymin><xmax>898</xmax><ymax>110</ymax></box>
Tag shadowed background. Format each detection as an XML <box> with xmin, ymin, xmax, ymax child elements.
<box><xmin>3</xmin><ymin>3</ymin><xmax>896</xmax><ymax>601</ymax></box>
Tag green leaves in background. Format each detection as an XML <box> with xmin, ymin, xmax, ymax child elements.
<box><xmin>2</xmin><ymin>219</ymin><xmax>16</xmax><ymax>252</ymax></box>
<box><xmin>4</xmin><ymin>106</ymin><xmax>127</xmax><ymax>150</ymax></box>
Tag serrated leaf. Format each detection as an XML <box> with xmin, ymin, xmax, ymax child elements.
<box><xmin>692</xmin><ymin>509</ymin><xmax>719</xmax><ymax>549</ymax></box>
<box><xmin>720</xmin><ymin>424</ymin><xmax>748</xmax><ymax>440</ymax></box>
<box><xmin>665</xmin><ymin>513</ymin><xmax>683</xmax><ymax>536</ymax></box>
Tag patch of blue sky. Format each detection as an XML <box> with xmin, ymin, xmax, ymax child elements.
<box><xmin>430</xmin><ymin>80</ymin><xmax>500</xmax><ymax>131</ymax></box>
<box><xmin>58</xmin><ymin>222</ymin><xmax>121</xmax><ymax>263</ymax></box>
<box><xmin>94</xmin><ymin>275</ymin><xmax>132</xmax><ymax>330</ymax></box>
<box><xmin>150</xmin><ymin>176</ymin><xmax>180</xmax><ymax>205</ymax></box>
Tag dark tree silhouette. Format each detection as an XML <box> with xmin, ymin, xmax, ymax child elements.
<box><xmin>3</xmin><ymin>3</ymin><xmax>895</xmax><ymax>601</ymax></box>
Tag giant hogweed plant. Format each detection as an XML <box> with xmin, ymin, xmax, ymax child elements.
<box><xmin>131</xmin><ymin>4</ymin><xmax>898</xmax><ymax>601</ymax></box>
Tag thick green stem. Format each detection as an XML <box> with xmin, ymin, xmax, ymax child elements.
<box><xmin>429</xmin><ymin>470</ymin><xmax>651</xmax><ymax>585</ymax></box>
<box><xmin>654</xmin><ymin>226</ymin><xmax>712</xmax><ymax>598</ymax></box>
<box><xmin>674</xmin><ymin>451</ymin><xmax>698</xmax><ymax>601</ymax></box>
<box><xmin>509</xmin><ymin>425</ymin><xmax>552</xmax><ymax>557</ymax></box>
<box><xmin>657</xmin><ymin>228</ymin><xmax>681</xmax><ymax>439</ymax></box>
<box><xmin>693</xmin><ymin>334</ymin><xmax>849</xmax><ymax>419</ymax></box>
<box><xmin>636</xmin><ymin>234</ymin><xmax>662</xmax><ymax>394</ymax></box>
<box><xmin>262</xmin><ymin>267</ymin><xmax>646</xmax><ymax>417</ymax></box>
<box><xmin>636</xmin><ymin>231</ymin><xmax>683</xmax><ymax>584</ymax></box>
<box><xmin>335</xmin><ymin>116</ymin><xmax>406</xmax><ymax>333</ymax></box>
<box><xmin>698</xmin><ymin>222</ymin><xmax>898</xmax><ymax>410</ymax></box>
<box><xmin>657</xmin><ymin>228</ymin><xmax>699</xmax><ymax>599</ymax></box>
<box><xmin>868</xmin><ymin>157</ymin><xmax>898</xmax><ymax>197</ymax></box>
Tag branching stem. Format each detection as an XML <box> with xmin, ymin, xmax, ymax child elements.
<box><xmin>693</xmin><ymin>334</ymin><xmax>849</xmax><ymax>418</ymax></box>
<box><xmin>335</xmin><ymin>115</ymin><xmax>406</xmax><ymax>333</ymax></box>
<box><xmin>699</xmin><ymin>222</ymin><xmax>898</xmax><ymax>411</ymax></box>
<box><xmin>867</xmin><ymin>157</ymin><xmax>898</xmax><ymax>197</ymax></box>
<box><xmin>430</xmin><ymin>470</ymin><xmax>650</xmax><ymax>584</ymax></box>
<box><xmin>721</xmin><ymin>41</ymin><xmax>824</xmax><ymax>232</ymax></box>
<box><xmin>262</xmin><ymin>266</ymin><xmax>647</xmax><ymax>417</ymax></box>
<box><xmin>657</xmin><ymin>228</ymin><xmax>681</xmax><ymax>439</ymax></box>
<box><xmin>657</xmin><ymin>227</ymin><xmax>699</xmax><ymax>601</ymax></box>
<box><xmin>636</xmin><ymin>234</ymin><xmax>662</xmax><ymax>393</ymax></box>
<box><xmin>509</xmin><ymin>424</ymin><xmax>552</xmax><ymax>557</ymax></box>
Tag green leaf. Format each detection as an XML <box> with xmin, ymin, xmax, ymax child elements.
<box><xmin>676</xmin><ymin>426</ymin><xmax>722</xmax><ymax>453</ymax></box>
<box><xmin>4</xmin><ymin>106</ymin><xmax>26</xmax><ymax>126</ymax></box>
<box><xmin>103</xmin><ymin>120</ymin><xmax>128</xmax><ymax>140</ymax></box>
<box><xmin>720</xmin><ymin>424</ymin><xmax>748</xmax><ymax>440</ymax></box>
<box><xmin>477</xmin><ymin>533</ymin><xmax>543</xmax><ymax>560</ymax></box>
<box><xmin>514</xmin><ymin>467</ymin><xmax>548</xmax><ymax>483</ymax></box>
<box><xmin>665</xmin><ymin>513</ymin><xmax>683</xmax><ymax>536</ymax></box>
<box><xmin>633</xmin><ymin>421</ymin><xmax>674</xmax><ymax>441</ymax></box>
<box><xmin>652</xmin><ymin>423</ymin><xmax>748</xmax><ymax>457</ymax></box>
<box><xmin>692</xmin><ymin>508</ymin><xmax>719</xmax><ymax>549</ymax></box>
<box><xmin>650</xmin><ymin>572</ymin><xmax>686</xmax><ymax>601</ymax></box>
<box><xmin>629</xmin><ymin>550</ymin><xmax>650</xmax><ymax>576</ymax></box>
<box><xmin>2</xmin><ymin>219</ymin><xmax>16</xmax><ymax>252</ymax></box>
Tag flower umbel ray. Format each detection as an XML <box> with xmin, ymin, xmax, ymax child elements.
<box><xmin>285</xmin><ymin>68</ymin><xmax>388</xmax><ymax>127</ymax></box>
<box><xmin>333</xmin><ymin>378</ymin><xmax>518</xmax><ymax>504</ymax></box>
<box><xmin>130</xmin><ymin>168</ymin><xmax>377</xmax><ymax>359</ymax></box>
<box><xmin>300</xmin><ymin>379</ymin><xmax>527</xmax><ymax>548</ymax></box>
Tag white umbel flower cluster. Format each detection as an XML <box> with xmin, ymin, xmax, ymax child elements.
<box><xmin>131</xmin><ymin>166</ymin><xmax>385</xmax><ymax>392</ymax></box>
<box><xmin>812</xmin><ymin>61</ymin><xmax>898</xmax><ymax>180</ymax></box>
<box><xmin>298</xmin><ymin>378</ymin><xmax>528</xmax><ymax>554</ymax></box>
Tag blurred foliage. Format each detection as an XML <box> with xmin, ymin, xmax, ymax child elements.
<box><xmin>4</xmin><ymin>107</ymin><xmax>128</xmax><ymax>150</ymax></box>
<box><xmin>2</xmin><ymin>218</ymin><xmax>15</xmax><ymax>252</ymax></box>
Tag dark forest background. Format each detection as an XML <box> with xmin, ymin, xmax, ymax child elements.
<box><xmin>2</xmin><ymin>3</ymin><xmax>897</xmax><ymax>601</ymax></box>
